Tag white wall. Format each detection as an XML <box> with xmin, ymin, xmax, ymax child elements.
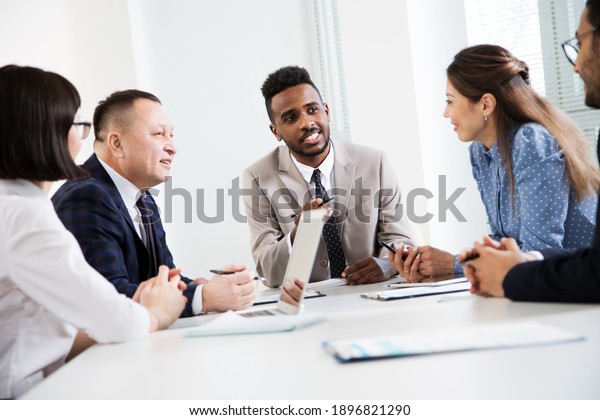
<box><xmin>337</xmin><ymin>0</ymin><xmax>428</xmax><ymax>243</ymax></box>
<box><xmin>0</xmin><ymin>0</ymin><xmax>489</xmax><ymax>276</ymax></box>
<box><xmin>124</xmin><ymin>0</ymin><xmax>314</xmax><ymax>274</ymax></box>
<box><xmin>405</xmin><ymin>0</ymin><xmax>489</xmax><ymax>251</ymax></box>
<box><xmin>338</xmin><ymin>0</ymin><xmax>488</xmax><ymax>252</ymax></box>
<box><xmin>0</xmin><ymin>0</ymin><xmax>138</xmax><ymax>165</ymax></box>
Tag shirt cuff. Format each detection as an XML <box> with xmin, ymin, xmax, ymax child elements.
<box><xmin>453</xmin><ymin>254</ymin><xmax>465</xmax><ymax>274</ymax></box>
<box><xmin>191</xmin><ymin>284</ymin><xmax>204</xmax><ymax>315</ymax></box>
<box><xmin>526</xmin><ymin>251</ymin><xmax>544</xmax><ymax>261</ymax></box>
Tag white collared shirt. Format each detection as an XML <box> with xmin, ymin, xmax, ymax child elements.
<box><xmin>286</xmin><ymin>143</ymin><xmax>336</xmax><ymax>255</ymax></box>
<box><xmin>290</xmin><ymin>142</ymin><xmax>335</xmax><ymax>193</ymax></box>
<box><xmin>97</xmin><ymin>157</ymin><xmax>204</xmax><ymax>314</ymax></box>
<box><xmin>97</xmin><ymin>157</ymin><xmax>144</xmax><ymax>240</ymax></box>
<box><xmin>0</xmin><ymin>179</ymin><xmax>149</xmax><ymax>398</ymax></box>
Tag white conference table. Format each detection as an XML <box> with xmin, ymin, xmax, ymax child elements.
<box><xmin>23</xmin><ymin>279</ymin><xmax>600</xmax><ymax>399</ymax></box>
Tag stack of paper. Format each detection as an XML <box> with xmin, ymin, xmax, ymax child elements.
<box><xmin>323</xmin><ymin>322</ymin><xmax>584</xmax><ymax>362</ymax></box>
<box><xmin>361</xmin><ymin>279</ymin><xmax>470</xmax><ymax>300</ymax></box>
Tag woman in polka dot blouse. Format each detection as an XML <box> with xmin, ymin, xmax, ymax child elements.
<box><xmin>398</xmin><ymin>44</ymin><xmax>600</xmax><ymax>279</ymax></box>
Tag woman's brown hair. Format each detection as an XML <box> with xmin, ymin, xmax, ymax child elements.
<box><xmin>447</xmin><ymin>44</ymin><xmax>600</xmax><ymax>201</ymax></box>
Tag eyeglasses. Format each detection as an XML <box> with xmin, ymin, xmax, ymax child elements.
<box><xmin>72</xmin><ymin>121</ymin><xmax>92</xmax><ymax>139</ymax></box>
<box><xmin>562</xmin><ymin>27</ymin><xmax>597</xmax><ymax>66</ymax></box>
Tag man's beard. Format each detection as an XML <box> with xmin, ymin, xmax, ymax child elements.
<box><xmin>583</xmin><ymin>48</ymin><xmax>600</xmax><ymax>108</ymax></box>
<box><xmin>584</xmin><ymin>83</ymin><xmax>600</xmax><ymax>108</ymax></box>
<box><xmin>285</xmin><ymin>136</ymin><xmax>330</xmax><ymax>158</ymax></box>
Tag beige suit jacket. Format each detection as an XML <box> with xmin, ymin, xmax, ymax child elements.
<box><xmin>242</xmin><ymin>140</ymin><xmax>414</xmax><ymax>286</ymax></box>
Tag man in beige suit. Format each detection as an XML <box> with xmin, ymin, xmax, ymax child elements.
<box><xmin>243</xmin><ymin>66</ymin><xmax>414</xmax><ymax>287</ymax></box>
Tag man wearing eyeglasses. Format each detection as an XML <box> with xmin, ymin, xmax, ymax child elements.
<box><xmin>462</xmin><ymin>0</ymin><xmax>600</xmax><ymax>302</ymax></box>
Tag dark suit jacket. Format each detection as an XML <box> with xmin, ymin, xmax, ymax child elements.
<box><xmin>504</xmin><ymin>137</ymin><xmax>600</xmax><ymax>303</ymax></box>
<box><xmin>52</xmin><ymin>154</ymin><xmax>196</xmax><ymax>317</ymax></box>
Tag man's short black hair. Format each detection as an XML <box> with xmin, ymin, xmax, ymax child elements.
<box><xmin>0</xmin><ymin>64</ymin><xmax>87</xmax><ymax>181</ymax></box>
<box><xmin>93</xmin><ymin>89</ymin><xmax>161</xmax><ymax>141</ymax></box>
<box><xmin>261</xmin><ymin>66</ymin><xmax>322</xmax><ymax>122</ymax></box>
<box><xmin>587</xmin><ymin>0</ymin><xmax>600</xmax><ymax>30</ymax></box>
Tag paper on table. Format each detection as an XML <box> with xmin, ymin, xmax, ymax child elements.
<box><xmin>323</xmin><ymin>321</ymin><xmax>584</xmax><ymax>362</ymax></box>
<box><xmin>308</xmin><ymin>278</ymin><xmax>347</xmax><ymax>290</ymax></box>
<box><xmin>361</xmin><ymin>281</ymin><xmax>470</xmax><ymax>300</ymax></box>
<box><xmin>388</xmin><ymin>277</ymin><xmax>468</xmax><ymax>288</ymax></box>
<box><xmin>253</xmin><ymin>288</ymin><xmax>324</xmax><ymax>306</ymax></box>
<box><xmin>183</xmin><ymin>310</ymin><xmax>326</xmax><ymax>337</ymax></box>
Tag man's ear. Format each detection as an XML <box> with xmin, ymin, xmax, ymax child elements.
<box><xmin>323</xmin><ymin>102</ymin><xmax>331</xmax><ymax>122</ymax></box>
<box><xmin>269</xmin><ymin>124</ymin><xmax>283</xmax><ymax>142</ymax></box>
<box><xmin>106</xmin><ymin>131</ymin><xmax>124</xmax><ymax>158</ymax></box>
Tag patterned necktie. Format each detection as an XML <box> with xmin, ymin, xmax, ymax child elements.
<box><xmin>135</xmin><ymin>192</ymin><xmax>158</xmax><ymax>277</ymax></box>
<box><xmin>311</xmin><ymin>169</ymin><xmax>346</xmax><ymax>278</ymax></box>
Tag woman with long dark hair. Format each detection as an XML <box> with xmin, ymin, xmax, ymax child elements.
<box><xmin>0</xmin><ymin>65</ymin><xmax>186</xmax><ymax>398</ymax></box>
<box><xmin>396</xmin><ymin>45</ymin><xmax>599</xmax><ymax>279</ymax></box>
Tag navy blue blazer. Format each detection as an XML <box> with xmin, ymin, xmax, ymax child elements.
<box><xmin>52</xmin><ymin>154</ymin><xmax>197</xmax><ymax>317</ymax></box>
<box><xmin>503</xmin><ymin>134</ymin><xmax>600</xmax><ymax>302</ymax></box>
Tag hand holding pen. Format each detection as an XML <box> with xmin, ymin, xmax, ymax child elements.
<box><xmin>462</xmin><ymin>236</ymin><xmax>529</xmax><ymax>297</ymax></box>
<box><xmin>210</xmin><ymin>269</ymin><xmax>267</xmax><ymax>283</ymax></box>
<box><xmin>289</xmin><ymin>196</ymin><xmax>334</xmax><ymax>219</ymax></box>
<box><xmin>380</xmin><ymin>240</ymin><xmax>412</xmax><ymax>260</ymax></box>
<box><xmin>457</xmin><ymin>248</ymin><xmax>481</xmax><ymax>263</ymax></box>
<box><xmin>200</xmin><ymin>265</ymin><xmax>257</xmax><ymax>312</ymax></box>
<box><xmin>387</xmin><ymin>242</ymin><xmax>424</xmax><ymax>282</ymax></box>
<box><xmin>289</xmin><ymin>198</ymin><xmax>333</xmax><ymax>244</ymax></box>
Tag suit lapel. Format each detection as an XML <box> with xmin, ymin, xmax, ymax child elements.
<box><xmin>83</xmin><ymin>154</ymin><xmax>151</xmax><ymax>271</ymax></box>
<box><xmin>83</xmin><ymin>155</ymin><xmax>138</xmax><ymax>234</ymax></box>
<box><xmin>331</xmin><ymin>141</ymin><xmax>355</xmax><ymax>237</ymax></box>
<box><xmin>276</xmin><ymin>146</ymin><xmax>310</xmax><ymax>210</ymax></box>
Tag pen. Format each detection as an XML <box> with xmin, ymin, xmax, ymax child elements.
<box><xmin>379</xmin><ymin>241</ymin><xmax>411</xmax><ymax>260</ymax></box>
<box><xmin>210</xmin><ymin>269</ymin><xmax>266</xmax><ymax>282</ymax></box>
<box><xmin>379</xmin><ymin>240</ymin><xmax>396</xmax><ymax>254</ymax></box>
<box><xmin>462</xmin><ymin>252</ymin><xmax>480</xmax><ymax>262</ymax></box>
<box><xmin>289</xmin><ymin>196</ymin><xmax>334</xmax><ymax>218</ymax></box>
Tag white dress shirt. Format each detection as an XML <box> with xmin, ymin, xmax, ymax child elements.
<box><xmin>0</xmin><ymin>179</ymin><xmax>149</xmax><ymax>399</ymax></box>
<box><xmin>286</xmin><ymin>144</ymin><xmax>336</xmax><ymax>255</ymax></box>
<box><xmin>96</xmin><ymin>157</ymin><xmax>204</xmax><ymax>314</ymax></box>
<box><xmin>290</xmin><ymin>143</ymin><xmax>335</xmax><ymax>193</ymax></box>
<box><xmin>97</xmin><ymin>157</ymin><xmax>145</xmax><ymax>240</ymax></box>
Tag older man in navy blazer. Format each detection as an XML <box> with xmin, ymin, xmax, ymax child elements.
<box><xmin>53</xmin><ymin>90</ymin><xmax>256</xmax><ymax>317</ymax></box>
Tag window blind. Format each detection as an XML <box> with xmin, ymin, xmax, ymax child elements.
<box><xmin>464</xmin><ymin>0</ymin><xmax>600</xmax><ymax>147</ymax></box>
<box><xmin>307</xmin><ymin>0</ymin><xmax>351</xmax><ymax>143</ymax></box>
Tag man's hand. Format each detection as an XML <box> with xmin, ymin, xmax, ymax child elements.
<box><xmin>190</xmin><ymin>277</ymin><xmax>209</xmax><ymax>285</ymax></box>
<box><xmin>202</xmin><ymin>268</ymin><xmax>256</xmax><ymax>312</ymax></box>
<box><xmin>465</xmin><ymin>236</ymin><xmax>530</xmax><ymax>297</ymax></box>
<box><xmin>290</xmin><ymin>198</ymin><xmax>332</xmax><ymax>244</ymax></box>
<box><xmin>342</xmin><ymin>256</ymin><xmax>397</xmax><ymax>285</ymax></box>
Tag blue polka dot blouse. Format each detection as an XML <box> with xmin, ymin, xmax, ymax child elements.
<box><xmin>453</xmin><ymin>122</ymin><xmax>598</xmax><ymax>273</ymax></box>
